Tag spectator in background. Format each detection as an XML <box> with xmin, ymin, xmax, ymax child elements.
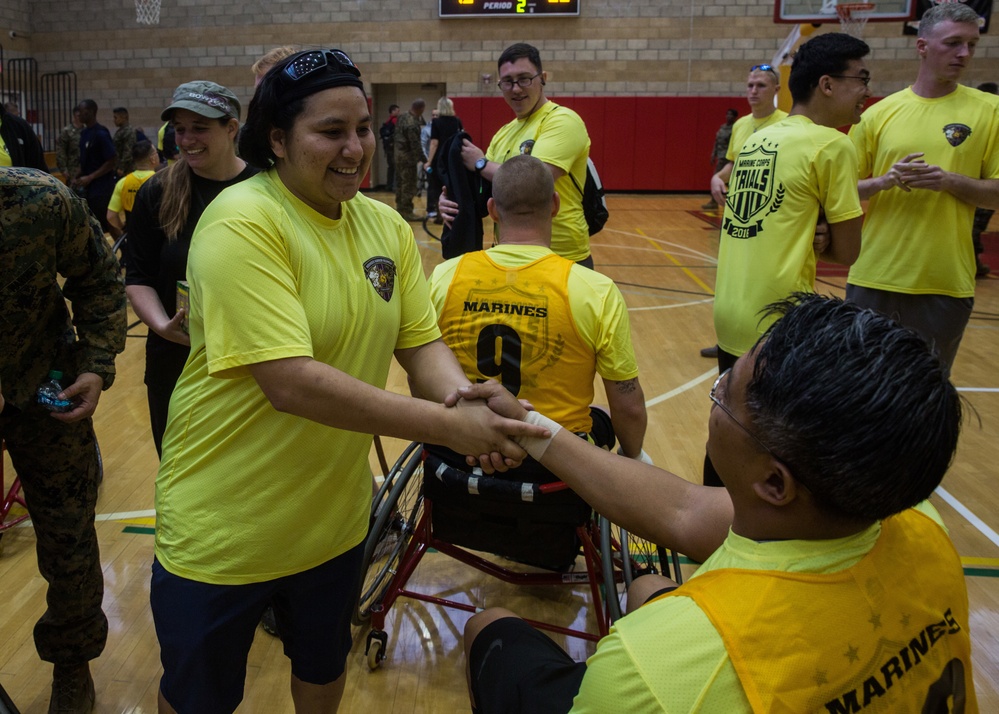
<box><xmin>425</xmin><ymin>96</ymin><xmax>463</xmax><ymax>223</ymax></box>
<box><xmin>3</xmin><ymin>101</ymin><xmax>20</xmax><ymax>117</ymax></box>
<box><xmin>73</xmin><ymin>99</ymin><xmax>117</xmax><ymax>233</ymax></box>
<box><xmin>972</xmin><ymin>80</ymin><xmax>998</xmax><ymax>278</ymax></box>
<box><xmin>701</xmin><ymin>108</ymin><xmax>738</xmax><ymax>211</ymax></box>
<box><xmin>0</xmin><ymin>100</ymin><xmax>47</xmax><ymax>171</ymax></box>
<box><xmin>380</xmin><ymin>103</ymin><xmax>399</xmax><ymax>191</ymax></box>
<box><xmin>112</xmin><ymin>107</ymin><xmax>146</xmax><ymax>177</ymax></box>
<box><xmin>56</xmin><ymin>106</ymin><xmax>84</xmax><ymax>182</ymax></box>
<box><xmin>124</xmin><ymin>81</ymin><xmax>256</xmax><ymax>457</ymax></box>
<box><xmin>251</xmin><ymin>45</ymin><xmax>300</xmax><ymax>86</ymax></box>
<box><xmin>395</xmin><ymin>97</ymin><xmax>426</xmax><ymax>221</ymax></box>
<box><xmin>107</xmin><ymin>139</ymin><xmax>160</xmax><ymax>236</ymax></box>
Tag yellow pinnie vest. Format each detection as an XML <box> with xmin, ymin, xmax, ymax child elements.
<box><xmin>121</xmin><ymin>170</ymin><xmax>154</xmax><ymax>216</ymax></box>
<box><xmin>660</xmin><ymin>509</ymin><xmax>976</xmax><ymax>713</ymax></box>
<box><xmin>439</xmin><ymin>251</ymin><xmax>595</xmax><ymax>433</ymax></box>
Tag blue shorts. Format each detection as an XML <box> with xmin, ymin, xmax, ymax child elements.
<box><xmin>150</xmin><ymin>542</ymin><xmax>364</xmax><ymax>714</ymax></box>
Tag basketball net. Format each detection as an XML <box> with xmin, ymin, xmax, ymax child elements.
<box><xmin>836</xmin><ymin>2</ymin><xmax>876</xmax><ymax>38</ymax></box>
<box><xmin>136</xmin><ymin>0</ymin><xmax>161</xmax><ymax>25</ymax></box>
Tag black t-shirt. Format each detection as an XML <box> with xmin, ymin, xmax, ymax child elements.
<box><xmin>430</xmin><ymin>115</ymin><xmax>463</xmax><ymax>146</ymax></box>
<box><xmin>124</xmin><ymin>163</ymin><xmax>258</xmax><ymax>374</ymax></box>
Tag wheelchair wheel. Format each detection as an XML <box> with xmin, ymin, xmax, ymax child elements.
<box><xmin>599</xmin><ymin>517</ymin><xmax>673</xmax><ymax>622</ymax></box>
<box><xmin>352</xmin><ymin>442</ymin><xmax>425</xmax><ymax>626</ymax></box>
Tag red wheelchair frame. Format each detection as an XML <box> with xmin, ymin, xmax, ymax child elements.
<box><xmin>352</xmin><ymin>442</ymin><xmax>681</xmax><ymax>669</ymax></box>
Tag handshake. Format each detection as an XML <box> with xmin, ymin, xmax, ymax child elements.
<box><xmin>443</xmin><ymin>381</ymin><xmax>653</xmax><ymax>472</ymax></box>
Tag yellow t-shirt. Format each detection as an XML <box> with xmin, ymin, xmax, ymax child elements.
<box><xmin>0</xmin><ymin>119</ymin><xmax>11</xmax><ymax>167</ymax></box>
<box><xmin>429</xmin><ymin>244</ymin><xmax>638</xmax><ymax>433</ymax></box>
<box><xmin>715</xmin><ymin>115</ymin><xmax>862</xmax><ymax>357</ymax></box>
<box><xmin>108</xmin><ymin>169</ymin><xmax>155</xmax><ymax>214</ymax></box>
<box><xmin>848</xmin><ymin>85</ymin><xmax>999</xmax><ymax>298</ymax></box>
<box><xmin>725</xmin><ymin>109</ymin><xmax>788</xmax><ymax>163</ymax></box>
<box><xmin>571</xmin><ymin>503</ymin><xmax>966</xmax><ymax>713</ymax></box>
<box><xmin>486</xmin><ymin>102</ymin><xmax>591</xmax><ymax>262</ymax></box>
<box><xmin>155</xmin><ymin>170</ymin><xmax>441</xmax><ymax>584</ymax></box>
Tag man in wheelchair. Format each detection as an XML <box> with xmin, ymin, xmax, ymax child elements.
<box><xmin>458</xmin><ymin>293</ymin><xmax>974</xmax><ymax>713</ymax></box>
<box><xmin>425</xmin><ymin>154</ymin><xmax>650</xmax><ymax>571</ymax></box>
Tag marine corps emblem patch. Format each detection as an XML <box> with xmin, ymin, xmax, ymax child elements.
<box><xmin>364</xmin><ymin>256</ymin><xmax>397</xmax><ymax>302</ymax></box>
<box><xmin>943</xmin><ymin>123</ymin><xmax>972</xmax><ymax>147</ymax></box>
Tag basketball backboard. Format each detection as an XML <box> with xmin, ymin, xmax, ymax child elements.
<box><xmin>774</xmin><ymin>0</ymin><xmax>916</xmax><ymax>23</ymax></box>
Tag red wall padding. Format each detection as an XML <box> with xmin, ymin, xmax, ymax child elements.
<box><xmin>451</xmin><ymin>95</ymin><xmax>745</xmax><ymax>193</ymax></box>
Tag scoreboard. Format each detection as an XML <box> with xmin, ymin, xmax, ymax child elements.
<box><xmin>439</xmin><ymin>0</ymin><xmax>580</xmax><ymax>18</ymax></box>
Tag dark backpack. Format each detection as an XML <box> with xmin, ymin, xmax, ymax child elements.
<box><xmin>569</xmin><ymin>158</ymin><xmax>609</xmax><ymax>236</ymax></box>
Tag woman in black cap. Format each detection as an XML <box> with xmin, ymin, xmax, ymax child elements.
<box><xmin>124</xmin><ymin>80</ymin><xmax>257</xmax><ymax>456</ymax></box>
<box><xmin>148</xmin><ymin>50</ymin><xmax>545</xmax><ymax>713</ymax></box>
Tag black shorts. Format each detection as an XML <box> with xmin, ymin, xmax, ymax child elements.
<box><xmin>469</xmin><ymin>617</ymin><xmax>587</xmax><ymax>714</ymax></box>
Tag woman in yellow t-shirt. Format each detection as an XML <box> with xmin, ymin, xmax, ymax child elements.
<box><xmin>149</xmin><ymin>50</ymin><xmax>547</xmax><ymax>714</ymax></box>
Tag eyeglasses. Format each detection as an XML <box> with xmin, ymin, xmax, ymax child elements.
<box><xmin>283</xmin><ymin>49</ymin><xmax>360</xmax><ymax>82</ymax></box>
<box><xmin>710</xmin><ymin>369</ymin><xmax>794</xmax><ymax>470</ymax></box>
<box><xmin>828</xmin><ymin>74</ymin><xmax>871</xmax><ymax>87</ymax></box>
<box><xmin>498</xmin><ymin>72</ymin><xmax>542</xmax><ymax>91</ymax></box>
<box><xmin>750</xmin><ymin>63</ymin><xmax>779</xmax><ymax>78</ymax></box>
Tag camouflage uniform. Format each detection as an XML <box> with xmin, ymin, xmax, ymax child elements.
<box><xmin>113</xmin><ymin>124</ymin><xmax>138</xmax><ymax>177</ymax></box>
<box><xmin>0</xmin><ymin>167</ymin><xmax>126</xmax><ymax>666</ymax></box>
<box><xmin>56</xmin><ymin>122</ymin><xmax>82</xmax><ymax>181</ymax></box>
<box><xmin>394</xmin><ymin>110</ymin><xmax>425</xmax><ymax>218</ymax></box>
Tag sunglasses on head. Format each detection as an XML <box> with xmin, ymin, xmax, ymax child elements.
<box><xmin>750</xmin><ymin>63</ymin><xmax>779</xmax><ymax>77</ymax></box>
<box><xmin>283</xmin><ymin>49</ymin><xmax>360</xmax><ymax>82</ymax></box>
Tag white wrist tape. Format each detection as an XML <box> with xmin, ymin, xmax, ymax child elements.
<box><xmin>516</xmin><ymin>411</ymin><xmax>563</xmax><ymax>461</ymax></box>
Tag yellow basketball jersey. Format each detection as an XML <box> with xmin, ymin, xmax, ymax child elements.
<box><xmin>439</xmin><ymin>250</ymin><xmax>596</xmax><ymax>433</ymax></box>
<box><xmin>659</xmin><ymin>509</ymin><xmax>976</xmax><ymax>713</ymax></box>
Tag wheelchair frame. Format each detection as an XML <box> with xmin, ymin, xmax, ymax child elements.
<box><xmin>353</xmin><ymin>441</ymin><xmax>682</xmax><ymax>669</ymax></box>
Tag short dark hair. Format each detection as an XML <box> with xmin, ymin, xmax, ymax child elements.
<box><xmin>977</xmin><ymin>82</ymin><xmax>998</xmax><ymax>95</ymax></box>
<box><xmin>498</xmin><ymin>43</ymin><xmax>542</xmax><ymax>73</ymax></box>
<box><xmin>113</xmin><ymin>107</ymin><xmax>128</xmax><ymax>115</ymax></box>
<box><xmin>745</xmin><ymin>294</ymin><xmax>961</xmax><ymax>522</ymax></box>
<box><xmin>788</xmin><ymin>32</ymin><xmax>870</xmax><ymax>104</ymax></box>
<box><xmin>132</xmin><ymin>139</ymin><xmax>157</xmax><ymax>164</ymax></box>
<box><xmin>388</xmin><ymin>103</ymin><xmax>399</xmax><ymax>113</ymax></box>
<box><xmin>79</xmin><ymin>98</ymin><xmax>98</xmax><ymax>112</ymax></box>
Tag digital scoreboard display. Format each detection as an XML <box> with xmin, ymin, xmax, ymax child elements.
<box><xmin>440</xmin><ymin>0</ymin><xmax>580</xmax><ymax>18</ymax></box>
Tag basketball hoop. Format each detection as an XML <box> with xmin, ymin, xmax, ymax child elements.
<box><xmin>135</xmin><ymin>0</ymin><xmax>161</xmax><ymax>25</ymax></box>
<box><xmin>836</xmin><ymin>2</ymin><xmax>876</xmax><ymax>38</ymax></box>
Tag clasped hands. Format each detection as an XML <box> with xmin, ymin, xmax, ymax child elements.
<box><xmin>885</xmin><ymin>152</ymin><xmax>946</xmax><ymax>193</ymax></box>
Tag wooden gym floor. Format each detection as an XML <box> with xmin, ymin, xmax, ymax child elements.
<box><xmin>1</xmin><ymin>192</ymin><xmax>997</xmax><ymax>712</ymax></box>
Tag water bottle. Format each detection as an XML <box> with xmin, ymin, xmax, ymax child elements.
<box><xmin>37</xmin><ymin>370</ymin><xmax>73</xmax><ymax>412</ymax></box>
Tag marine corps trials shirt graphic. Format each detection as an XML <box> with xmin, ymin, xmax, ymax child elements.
<box><xmin>723</xmin><ymin>138</ymin><xmax>784</xmax><ymax>239</ymax></box>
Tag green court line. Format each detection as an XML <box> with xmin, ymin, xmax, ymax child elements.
<box><xmin>123</xmin><ymin>526</ymin><xmax>155</xmax><ymax>535</ymax></box>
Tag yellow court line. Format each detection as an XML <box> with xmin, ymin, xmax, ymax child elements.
<box><xmin>635</xmin><ymin>227</ymin><xmax>714</xmax><ymax>295</ymax></box>
<box><xmin>961</xmin><ymin>556</ymin><xmax>999</xmax><ymax>568</ymax></box>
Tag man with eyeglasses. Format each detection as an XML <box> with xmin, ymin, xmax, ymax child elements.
<box><xmin>700</xmin><ymin>62</ymin><xmax>787</xmax><ymax>360</ymax></box>
<box><xmin>457</xmin><ymin>42</ymin><xmax>594</xmax><ymax>268</ymax></box>
<box><xmin>455</xmin><ymin>292</ymin><xmax>975</xmax><ymax>713</ymax></box>
<box><xmin>846</xmin><ymin>2</ymin><xmax>999</xmax><ymax>374</ymax></box>
<box><xmin>712</xmin><ymin>33</ymin><xmax>868</xmax><ymax>376</ymax></box>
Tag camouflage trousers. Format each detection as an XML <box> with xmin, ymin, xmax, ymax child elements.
<box><xmin>394</xmin><ymin>151</ymin><xmax>421</xmax><ymax>216</ymax></box>
<box><xmin>0</xmin><ymin>404</ymin><xmax>107</xmax><ymax>665</ymax></box>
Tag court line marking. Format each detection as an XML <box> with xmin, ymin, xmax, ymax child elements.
<box><xmin>635</xmin><ymin>228</ymin><xmax>715</xmax><ymax>295</ymax></box>
<box><xmin>628</xmin><ymin>297</ymin><xmax>715</xmax><ymax>312</ymax></box>
<box><xmin>935</xmin><ymin>486</ymin><xmax>999</xmax><ymax>550</ymax></box>
<box><xmin>957</xmin><ymin>387</ymin><xmax>999</xmax><ymax>393</ymax></box>
<box><xmin>646</xmin><ymin>368</ymin><xmax>717</xmax><ymax>409</ymax></box>
<box><xmin>599</xmin><ymin>229</ymin><xmax>719</xmax><ymax>263</ymax></box>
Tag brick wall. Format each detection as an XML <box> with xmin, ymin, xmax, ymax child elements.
<box><xmin>2</xmin><ymin>0</ymin><xmax>998</xmax><ymax>188</ymax></box>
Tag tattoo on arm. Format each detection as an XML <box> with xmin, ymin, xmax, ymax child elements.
<box><xmin>615</xmin><ymin>378</ymin><xmax>638</xmax><ymax>395</ymax></box>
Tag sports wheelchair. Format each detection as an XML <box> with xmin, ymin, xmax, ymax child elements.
<box><xmin>353</xmin><ymin>440</ymin><xmax>683</xmax><ymax>669</ymax></box>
